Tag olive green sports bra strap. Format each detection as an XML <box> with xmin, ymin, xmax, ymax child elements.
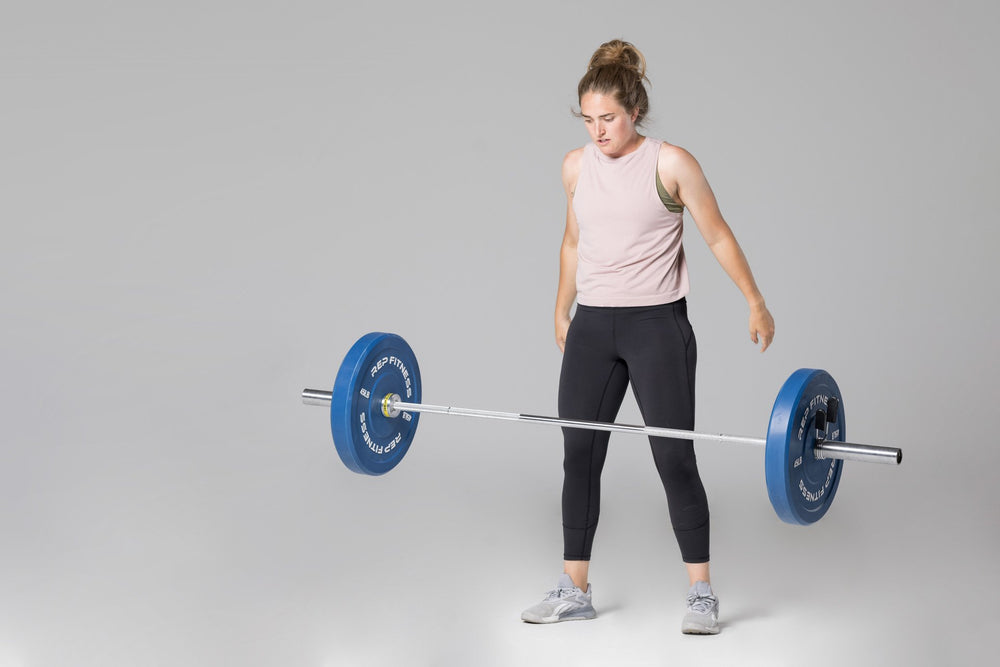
<box><xmin>655</xmin><ymin>168</ymin><xmax>684</xmax><ymax>213</ymax></box>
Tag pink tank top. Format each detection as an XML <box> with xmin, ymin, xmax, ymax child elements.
<box><xmin>572</xmin><ymin>137</ymin><xmax>689</xmax><ymax>307</ymax></box>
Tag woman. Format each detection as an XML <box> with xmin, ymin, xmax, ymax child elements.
<box><xmin>520</xmin><ymin>40</ymin><xmax>775</xmax><ymax>634</ymax></box>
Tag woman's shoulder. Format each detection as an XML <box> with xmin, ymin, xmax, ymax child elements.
<box><xmin>656</xmin><ymin>141</ymin><xmax>704</xmax><ymax>185</ymax></box>
<box><xmin>563</xmin><ymin>146</ymin><xmax>586</xmax><ymax>167</ymax></box>
<box><xmin>562</xmin><ymin>146</ymin><xmax>586</xmax><ymax>183</ymax></box>
<box><xmin>656</xmin><ymin>140</ymin><xmax>696</xmax><ymax>167</ymax></box>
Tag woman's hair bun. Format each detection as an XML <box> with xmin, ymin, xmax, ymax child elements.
<box><xmin>587</xmin><ymin>39</ymin><xmax>647</xmax><ymax>81</ymax></box>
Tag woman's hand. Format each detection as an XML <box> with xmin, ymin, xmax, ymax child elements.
<box><xmin>555</xmin><ymin>314</ymin><xmax>571</xmax><ymax>353</ymax></box>
<box><xmin>749</xmin><ymin>303</ymin><xmax>775</xmax><ymax>352</ymax></box>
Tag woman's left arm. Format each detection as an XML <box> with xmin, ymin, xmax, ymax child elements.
<box><xmin>664</xmin><ymin>145</ymin><xmax>775</xmax><ymax>352</ymax></box>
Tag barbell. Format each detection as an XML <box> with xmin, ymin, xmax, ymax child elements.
<box><xmin>302</xmin><ymin>332</ymin><xmax>902</xmax><ymax>525</ymax></box>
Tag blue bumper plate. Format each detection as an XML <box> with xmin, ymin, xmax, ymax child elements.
<box><xmin>330</xmin><ymin>332</ymin><xmax>421</xmax><ymax>475</ymax></box>
<box><xmin>765</xmin><ymin>369</ymin><xmax>845</xmax><ymax>525</ymax></box>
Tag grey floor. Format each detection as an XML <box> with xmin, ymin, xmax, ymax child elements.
<box><xmin>3</xmin><ymin>2</ymin><xmax>998</xmax><ymax>666</ymax></box>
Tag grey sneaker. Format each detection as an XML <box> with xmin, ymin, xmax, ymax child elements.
<box><xmin>681</xmin><ymin>581</ymin><xmax>720</xmax><ymax>634</ymax></box>
<box><xmin>521</xmin><ymin>573</ymin><xmax>596</xmax><ymax>623</ymax></box>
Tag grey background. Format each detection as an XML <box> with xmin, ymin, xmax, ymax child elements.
<box><xmin>2</xmin><ymin>1</ymin><xmax>997</xmax><ymax>665</ymax></box>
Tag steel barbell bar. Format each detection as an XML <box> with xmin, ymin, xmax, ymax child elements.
<box><xmin>301</xmin><ymin>388</ymin><xmax>901</xmax><ymax>465</ymax></box>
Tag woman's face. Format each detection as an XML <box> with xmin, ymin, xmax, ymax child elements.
<box><xmin>580</xmin><ymin>91</ymin><xmax>641</xmax><ymax>158</ymax></box>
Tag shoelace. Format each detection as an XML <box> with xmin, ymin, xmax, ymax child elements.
<box><xmin>686</xmin><ymin>593</ymin><xmax>717</xmax><ymax>615</ymax></box>
<box><xmin>544</xmin><ymin>587</ymin><xmax>578</xmax><ymax>601</ymax></box>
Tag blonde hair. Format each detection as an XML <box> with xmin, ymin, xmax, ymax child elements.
<box><xmin>577</xmin><ymin>39</ymin><xmax>650</xmax><ymax>125</ymax></box>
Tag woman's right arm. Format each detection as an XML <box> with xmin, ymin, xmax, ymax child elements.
<box><xmin>555</xmin><ymin>149</ymin><xmax>583</xmax><ymax>352</ymax></box>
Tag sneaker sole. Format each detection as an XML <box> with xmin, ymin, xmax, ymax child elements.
<box><xmin>681</xmin><ymin>623</ymin><xmax>720</xmax><ymax>635</ymax></box>
<box><xmin>522</xmin><ymin>610</ymin><xmax>597</xmax><ymax>624</ymax></box>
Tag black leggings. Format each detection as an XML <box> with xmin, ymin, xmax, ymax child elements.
<box><xmin>559</xmin><ymin>299</ymin><xmax>710</xmax><ymax>563</ymax></box>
